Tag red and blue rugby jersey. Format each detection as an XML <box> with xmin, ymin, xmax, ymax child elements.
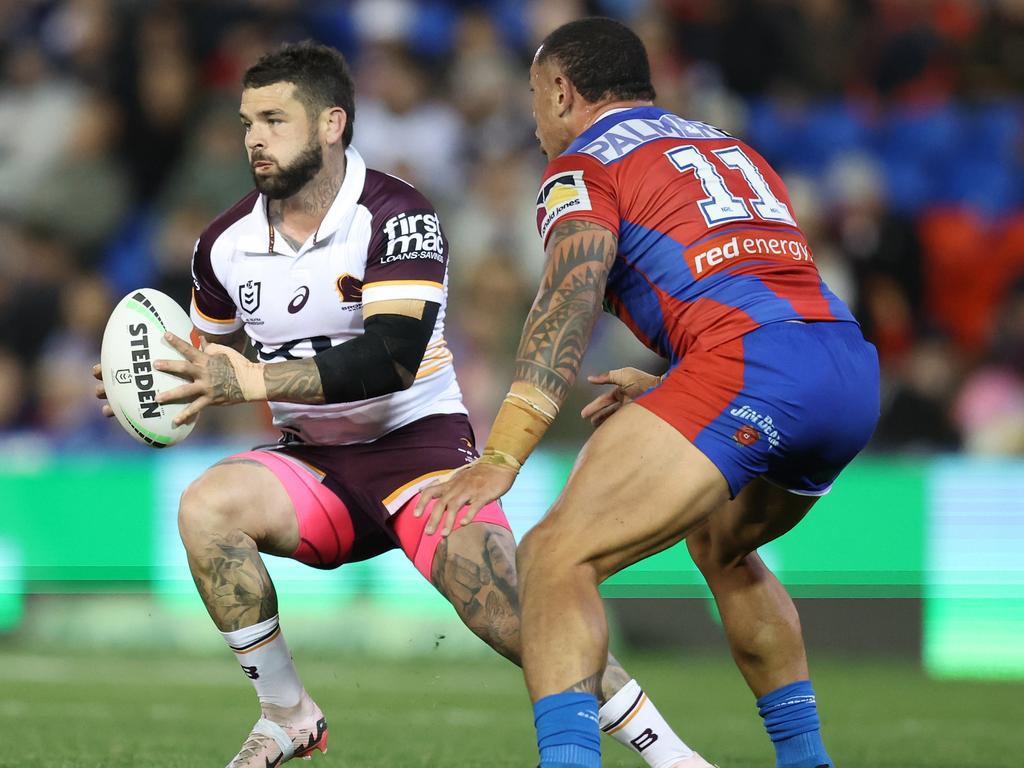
<box><xmin>535</xmin><ymin>107</ymin><xmax>855</xmax><ymax>362</ymax></box>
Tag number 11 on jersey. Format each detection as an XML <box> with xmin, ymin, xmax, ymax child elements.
<box><xmin>665</xmin><ymin>144</ymin><xmax>797</xmax><ymax>228</ymax></box>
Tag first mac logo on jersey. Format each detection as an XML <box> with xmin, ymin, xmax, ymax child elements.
<box><xmin>382</xmin><ymin>210</ymin><xmax>444</xmax><ymax>263</ymax></box>
<box><xmin>536</xmin><ymin>170</ymin><xmax>592</xmax><ymax>241</ymax></box>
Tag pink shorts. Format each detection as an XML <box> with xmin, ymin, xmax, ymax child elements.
<box><xmin>227</xmin><ymin>414</ymin><xmax>511</xmax><ymax>579</ymax></box>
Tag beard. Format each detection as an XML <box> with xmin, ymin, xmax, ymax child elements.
<box><xmin>251</xmin><ymin>138</ymin><xmax>323</xmax><ymax>199</ymax></box>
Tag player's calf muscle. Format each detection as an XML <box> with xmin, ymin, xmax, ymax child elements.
<box><xmin>431</xmin><ymin>526</ymin><xmax>521</xmax><ymax>662</ymax></box>
<box><xmin>187</xmin><ymin>529</ymin><xmax>277</xmax><ymax>632</ymax></box>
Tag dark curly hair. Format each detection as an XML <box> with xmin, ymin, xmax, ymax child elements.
<box><xmin>243</xmin><ymin>41</ymin><xmax>355</xmax><ymax>147</ymax></box>
<box><xmin>536</xmin><ymin>17</ymin><xmax>656</xmax><ymax>104</ymax></box>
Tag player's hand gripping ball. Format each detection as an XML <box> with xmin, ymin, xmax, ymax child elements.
<box><xmin>99</xmin><ymin>288</ymin><xmax>197</xmax><ymax>447</ymax></box>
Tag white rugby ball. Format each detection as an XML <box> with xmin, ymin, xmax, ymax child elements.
<box><xmin>101</xmin><ymin>288</ymin><xmax>196</xmax><ymax>448</ymax></box>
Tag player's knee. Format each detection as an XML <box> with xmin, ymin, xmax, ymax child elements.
<box><xmin>685</xmin><ymin>527</ymin><xmax>714</xmax><ymax>569</ymax></box>
<box><xmin>516</xmin><ymin>521</ymin><xmax>586</xmax><ymax>583</ymax></box>
<box><xmin>515</xmin><ymin>525</ymin><xmax>549</xmax><ymax>582</ymax></box>
<box><xmin>686</xmin><ymin>528</ymin><xmax>746</xmax><ymax>573</ymax></box>
<box><xmin>178</xmin><ymin>472</ymin><xmax>248</xmax><ymax>542</ymax></box>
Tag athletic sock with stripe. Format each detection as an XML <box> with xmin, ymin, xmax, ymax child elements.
<box><xmin>599</xmin><ymin>679</ymin><xmax>697</xmax><ymax>768</ymax></box>
<box><xmin>221</xmin><ymin>615</ymin><xmax>304</xmax><ymax>708</ymax></box>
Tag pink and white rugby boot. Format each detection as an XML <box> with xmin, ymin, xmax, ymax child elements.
<box><xmin>225</xmin><ymin>691</ymin><xmax>328</xmax><ymax>767</ymax></box>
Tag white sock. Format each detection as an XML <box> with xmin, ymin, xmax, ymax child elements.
<box><xmin>221</xmin><ymin>615</ymin><xmax>304</xmax><ymax>709</ymax></box>
<box><xmin>599</xmin><ymin>679</ymin><xmax>696</xmax><ymax>768</ymax></box>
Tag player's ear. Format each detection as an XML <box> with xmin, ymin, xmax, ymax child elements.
<box><xmin>554</xmin><ymin>74</ymin><xmax>573</xmax><ymax>117</ymax></box>
<box><xmin>323</xmin><ymin>106</ymin><xmax>346</xmax><ymax>146</ymax></box>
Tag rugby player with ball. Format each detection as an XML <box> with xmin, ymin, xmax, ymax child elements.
<box><xmin>95</xmin><ymin>41</ymin><xmax>712</xmax><ymax>768</ymax></box>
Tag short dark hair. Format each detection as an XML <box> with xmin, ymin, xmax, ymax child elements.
<box><xmin>537</xmin><ymin>17</ymin><xmax>656</xmax><ymax>104</ymax></box>
<box><xmin>243</xmin><ymin>41</ymin><xmax>355</xmax><ymax>147</ymax></box>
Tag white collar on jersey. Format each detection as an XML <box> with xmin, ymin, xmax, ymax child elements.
<box><xmin>236</xmin><ymin>145</ymin><xmax>368</xmax><ymax>255</ymax></box>
<box><xmin>583</xmin><ymin>106</ymin><xmax>633</xmax><ymax>131</ymax></box>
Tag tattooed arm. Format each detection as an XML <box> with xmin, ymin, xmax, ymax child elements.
<box><xmin>414</xmin><ymin>219</ymin><xmax>618</xmax><ymax>536</ymax></box>
<box><xmin>513</xmin><ymin>219</ymin><xmax>617</xmax><ymax>407</ymax></box>
<box><xmin>155</xmin><ymin>297</ymin><xmax>436</xmax><ymax>423</ymax></box>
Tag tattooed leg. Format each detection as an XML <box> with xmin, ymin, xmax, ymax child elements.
<box><xmin>432</xmin><ymin>523</ymin><xmax>521</xmax><ymax>664</ymax></box>
<box><xmin>600</xmin><ymin>654</ymin><xmax>632</xmax><ymax>702</ymax></box>
<box><xmin>184</xmin><ymin>529</ymin><xmax>277</xmax><ymax>632</ymax></box>
<box><xmin>177</xmin><ymin>462</ymin><xmax>299</xmax><ymax>631</ymax></box>
<box><xmin>429</xmin><ymin>522</ymin><xmax>635</xmax><ymax>704</ymax></box>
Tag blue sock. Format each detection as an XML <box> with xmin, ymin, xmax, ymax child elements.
<box><xmin>533</xmin><ymin>692</ymin><xmax>601</xmax><ymax>768</ymax></box>
<box><xmin>757</xmin><ymin>680</ymin><xmax>832</xmax><ymax>768</ymax></box>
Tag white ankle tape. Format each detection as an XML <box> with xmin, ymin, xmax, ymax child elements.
<box><xmin>253</xmin><ymin>718</ymin><xmax>295</xmax><ymax>759</ymax></box>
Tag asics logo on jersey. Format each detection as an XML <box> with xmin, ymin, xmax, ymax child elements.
<box><xmin>288</xmin><ymin>286</ymin><xmax>310</xmax><ymax>314</ymax></box>
<box><xmin>382</xmin><ymin>210</ymin><xmax>444</xmax><ymax>260</ymax></box>
<box><xmin>536</xmin><ymin>171</ymin><xmax>592</xmax><ymax>241</ymax></box>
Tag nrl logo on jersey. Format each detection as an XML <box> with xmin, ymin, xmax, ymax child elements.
<box><xmin>536</xmin><ymin>171</ymin><xmax>592</xmax><ymax>241</ymax></box>
<box><xmin>238</xmin><ymin>280</ymin><xmax>261</xmax><ymax>313</ymax></box>
<box><xmin>382</xmin><ymin>210</ymin><xmax>445</xmax><ymax>263</ymax></box>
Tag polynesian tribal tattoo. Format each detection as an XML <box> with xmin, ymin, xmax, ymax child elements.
<box><xmin>514</xmin><ymin>220</ymin><xmax>616</xmax><ymax>401</ymax></box>
<box><xmin>190</xmin><ymin>530</ymin><xmax>277</xmax><ymax>632</ymax></box>
<box><xmin>431</xmin><ymin>529</ymin><xmax>521</xmax><ymax>663</ymax></box>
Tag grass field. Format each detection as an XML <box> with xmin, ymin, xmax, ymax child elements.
<box><xmin>0</xmin><ymin>648</ymin><xmax>1020</xmax><ymax>767</ymax></box>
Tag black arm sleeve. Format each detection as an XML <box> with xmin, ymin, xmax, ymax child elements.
<box><xmin>312</xmin><ymin>302</ymin><xmax>440</xmax><ymax>404</ymax></box>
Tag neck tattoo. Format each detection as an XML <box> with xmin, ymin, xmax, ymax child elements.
<box><xmin>267</xmin><ymin>163</ymin><xmax>345</xmax><ymax>252</ymax></box>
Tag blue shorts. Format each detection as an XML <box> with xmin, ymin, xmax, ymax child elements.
<box><xmin>637</xmin><ymin>321</ymin><xmax>879</xmax><ymax>497</ymax></box>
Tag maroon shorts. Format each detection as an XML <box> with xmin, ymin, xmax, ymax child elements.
<box><xmin>227</xmin><ymin>413</ymin><xmax>511</xmax><ymax>578</ymax></box>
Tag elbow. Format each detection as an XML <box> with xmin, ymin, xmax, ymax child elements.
<box><xmin>396</xmin><ymin>365</ymin><xmax>416</xmax><ymax>391</ymax></box>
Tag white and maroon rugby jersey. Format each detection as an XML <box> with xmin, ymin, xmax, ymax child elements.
<box><xmin>189</xmin><ymin>147</ymin><xmax>465</xmax><ymax>445</ymax></box>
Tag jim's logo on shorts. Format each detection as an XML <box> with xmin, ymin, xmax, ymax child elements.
<box><xmin>536</xmin><ymin>170</ymin><xmax>592</xmax><ymax>241</ymax></box>
<box><xmin>733</xmin><ymin>425</ymin><xmax>760</xmax><ymax>446</ymax></box>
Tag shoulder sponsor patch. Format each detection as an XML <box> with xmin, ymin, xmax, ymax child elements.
<box><xmin>536</xmin><ymin>171</ymin><xmax>592</xmax><ymax>241</ymax></box>
<box><xmin>381</xmin><ymin>210</ymin><xmax>445</xmax><ymax>264</ymax></box>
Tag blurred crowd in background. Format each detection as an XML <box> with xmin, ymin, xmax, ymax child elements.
<box><xmin>1</xmin><ymin>0</ymin><xmax>1023</xmax><ymax>454</ymax></box>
